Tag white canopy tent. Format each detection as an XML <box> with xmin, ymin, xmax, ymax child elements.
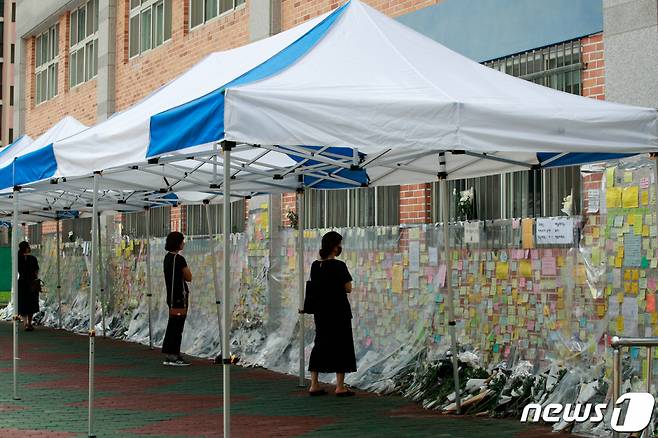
<box><xmin>2</xmin><ymin>1</ymin><xmax>657</xmax><ymax>436</ymax></box>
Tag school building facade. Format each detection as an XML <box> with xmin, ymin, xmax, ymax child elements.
<box><xmin>10</xmin><ymin>0</ymin><xmax>658</xmax><ymax>239</ymax></box>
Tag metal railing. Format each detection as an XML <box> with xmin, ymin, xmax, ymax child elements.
<box><xmin>611</xmin><ymin>335</ymin><xmax>657</xmax><ymax>438</ymax></box>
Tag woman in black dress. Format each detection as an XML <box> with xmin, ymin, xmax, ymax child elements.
<box><xmin>162</xmin><ymin>231</ymin><xmax>192</xmax><ymax>367</ymax></box>
<box><xmin>306</xmin><ymin>231</ymin><xmax>356</xmax><ymax>397</ymax></box>
<box><xmin>17</xmin><ymin>241</ymin><xmax>39</xmax><ymax>331</ymax></box>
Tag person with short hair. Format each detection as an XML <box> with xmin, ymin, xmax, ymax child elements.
<box><xmin>17</xmin><ymin>241</ymin><xmax>40</xmax><ymax>331</ymax></box>
<box><xmin>304</xmin><ymin>231</ymin><xmax>357</xmax><ymax>397</ymax></box>
<box><xmin>162</xmin><ymin>231</ymin><xmax>192</xmax><ymax>366</ymax></box>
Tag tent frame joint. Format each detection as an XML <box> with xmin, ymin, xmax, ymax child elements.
<box><xmin>222</xmin><ymin>141</ymin><xmax>236</xmax><ymax>151</ymax></box>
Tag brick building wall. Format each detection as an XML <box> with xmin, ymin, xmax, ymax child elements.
<box><xmin>581</xmin><ymin>33</ymin><xmax>605</xmax><ymax>100</ymax></box>
<box><xmin>281</xmin><ymin>0</ymin><xmax>441</xmax><ymax>30</ymax></box>
<box><xmin>114</xmin><ymin>1</ymin><xmax>249</xmax><ymax>112</ymax></box>
<box><xmin>25</xmin><ymin>14</ymin><xmax>98</xmax><ymax>138</ymax></box>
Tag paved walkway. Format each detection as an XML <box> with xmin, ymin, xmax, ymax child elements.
<box><xmin>0</xmin><ymin>322</ymin><xmax>562</xmax><ymax>437</ymax></box>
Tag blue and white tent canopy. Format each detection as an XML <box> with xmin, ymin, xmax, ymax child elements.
<box><xmin>0</xmin><ymin>117</ymin><xmax>144</xmax><ymax>220</ymax></box>
<box><xmin>3</xmin><ymin>0</ymin><xmax>657</xmax><ymax>197</ymax></box>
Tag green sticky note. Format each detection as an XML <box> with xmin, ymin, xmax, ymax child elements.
<box><xmin>642</xmin><ymin>257</ymin><xmax>650</xmax><ymax>269</ymax></box>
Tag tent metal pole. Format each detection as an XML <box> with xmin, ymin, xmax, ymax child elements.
<box><xmin>439</xmin><ymin>153</ymin><xmax>461</xmax><ymax>413</ymax></box>
<box><xmin>145</xmin><ymin>207</ymin><xmax>153</xmax><ymax>349</ymax></box>
<box><xmin>88</xmin><ymin>172</ymin><xmax>100</xmax><ymax>438</ymax></box>
<box><xmin>297</xmin><ymin>187</ymin><xmax>305</xmax><ymax>387</ymax></box>
<box><xmin>97</xmin><ymin>213</ymin><xmax>106</xmax><ymax>338</ymax></box>
<box><xmin>11</xmin><ymin>187</ymin><xmax>20</xmax><ymax>401</ymax></box>
<box><xmin>222</xmin><ymin>142</ymin><xmax>234</xmax><ymax>438</ymax></box>
<box><xmin>56</xmin><ymin>219</ymin><xmax>62</xmax><ymax>329</ymax></box>
<box><xmin>204</xmin><ymin>200</ymin><xmax>222</xmax><ymax>361</ymax></box>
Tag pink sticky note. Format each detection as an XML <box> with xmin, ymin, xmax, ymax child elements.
<box><xmin>542</xmin><ymin>257</ymin><xmax>557</xmax><ymax>276</ymax></box>
<box><xmin>649</xmin><ymin>278</ymin><xmax>657</xmax><ymax>291</ymax></box>
<box><xmin>512</xmin><ymin>219</ymin><xmax>520</xmax><ymax>229</ymax></box>
<box><xmin>531</xmin><ymin>250</ymin><xmax>539</xmax><ymax>260</ymax></box>
<box><xmin>458</xmin><ymin>260</ymin><xmax>464</xmax><ymax>271</ymax></box>
<box><xmin>647</xmin><ymin>294</ymin><xmax>656</xmax><ymax>313</ymax></box>
<box><xmin>438</xmin><ymin>264</ymin><xmax>447</xmax><ymax>288</ymax></box>
<box><xmin>520</xmin><ymin>277</ymin><xmax>527</xmax><ymax>288</ymax></box>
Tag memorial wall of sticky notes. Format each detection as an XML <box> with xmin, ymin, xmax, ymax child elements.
<box><xmin>25</xmin><ymin>157</ymin><xmax>658</xmax><ymax>389</ymax></box>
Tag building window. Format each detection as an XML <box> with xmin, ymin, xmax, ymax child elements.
<box><xmin>303</xmin><ymin>186</ymin><xmax>400</xmax><ymax>228</ymax></box>
<box><xmin>122</xmin><ymin>207</ymin><xmax>172</xmax><ymax>238</ymax></box>
<box><xmin>8</xmin><ymin>128</ymin><xmax>12</xmax><ymax>143</ymax></box>
<box><xmin>10</xmin><ymin>43</ymin><xmax>14</xmax><ymax>63</ymax></box>
<box><xmin>185</xmin><ymin>200</ymin><xmax>246</xmax><ymax>235</ymax></box>
<box><xmin>69</xmin><ymin>0</ymin><xmax>99</xmax><ymax>88</ymax></box>
<box><xmin>129</xmin><ymin>0</ymin><xmax>172</xmax><ymax>58</ymax></box>
<box><xmin>61</xmin><ymin>217</ymin><xmax>92</xmax><ymax>241</ymax></box>
<box><xmin>0</xmin><ymin>22</ymin><xmax>4</xmax><ymax>58</ymax></box>
<box><xmin>35</xmin><ymin>24</ymin><xmax>59</xmax><ymax>105</ymax></box>
<box><xmin>9</xmin><ymin>85</ymin><xmax>13</xmax><ymax>105</ymax></box>
<box><xmin>483</xmin><ymin>40</ymin><xmax>582</xmax><ymax>95</ymax></box>
<box><xmin>11</xmin><ymin>2</ymin><xmax>15</xmax><ymax>22</ymax></box>
<box><xmin>27</xmin><ymin>224</ymin><xmax>42</xmax><ymax>245</ymax></box>
<box><xmin>190</xmin><ymin>0</ymin><xmax>245</xmax><ymax>29</ymax></box>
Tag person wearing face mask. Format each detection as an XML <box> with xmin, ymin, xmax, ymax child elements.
<box><xmin>303</xmin><ymin>231</ymin><xmax>356</xmax><ymax>397</ymax></box>
<box><xmin>162</xmin><ymin>231</ymin><xmax>192</xmax><ymax>367</ymax></box>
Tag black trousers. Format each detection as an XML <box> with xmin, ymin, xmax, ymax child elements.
<box><xmin>162</xmin><ymin>314</ymin><xmax>186</xmax><ymax>355</ymax></box>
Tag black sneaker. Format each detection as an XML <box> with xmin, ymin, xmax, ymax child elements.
<box><xmin>162</xmin><ymin>355</ymin><xmax>177</xmax><ymax>366</ymax></box>
<box><xmin>169</xmin><ymin>357</ymin><xmax>191</xmax><ymax>367</ymax></box>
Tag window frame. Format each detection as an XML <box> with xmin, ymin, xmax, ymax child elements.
<box><xmin>129</xmin><ymin>0</ymin><xmax>173</xmax><ymax>59</ymax></box>
<box><xmin>69</xmin><ymin>0</ymin><xmax>99</xmax><ymax>89</ymax></box>
<box><xmin>34</xmin><ymin>24</ymin><xmax>60</xmax><ymax>106</ymax></box>
<box><xmin>189</xmin><ymin>0</ymin><xmax>245</xmax><ymax>31</ymax></box>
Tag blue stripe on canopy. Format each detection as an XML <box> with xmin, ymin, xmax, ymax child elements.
<box><xmin>147</xmin><ymin>2</ymin><xmax>350</xmax><ymax>158</ymax></box>
<box><xmin>538</xmin><ymin>152</ymin><xmax>635</xmax><ymax>168</ymax></box>
<box><xmin>282</xmin><ymin>145</ymin><xmax>369</xmax><ymax>189</ymax></box>
<box><xmin>56</xmin><ymin>210</ymin><xmax>80</xmax><ymax>219</ymax></box>
<box><xmin>11</xmin><ymin>144</ymin><xmax>58</xmax><ymax>188</ymax></box>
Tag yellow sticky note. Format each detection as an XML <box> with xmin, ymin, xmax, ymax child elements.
<box><xmin>643</xmin><ymin>225</ymin><xmax>650</xmax><ymax>237</ymax></box>
<box><xmin>392</xmin><ymin>265</ymin><xmax>403</xmax><ymax>293</ymax></box>
<box><xmin>607</xmin><ymin>167</ymin><xmax>616</xmax><ymax>188</ymax></box>
<box><xmin>622</xmin><ymin>186</ymin><xmax>639</xmax><ymax>209</ymax></box>
<box><xmin>496</xmin><ymin>262</ymin><xmax>509</xmax><ymax>280</ymax></box>
<box><xmin>519</xmin><ymin>260</ymin><xmax>532</xmax><ymax>278</ymax></box>
<box><xmin>641</xmin><ymin>191</ymin><xmax>649</xmax><ymax>206</ymax></box>
<box><xmin>522</xmin><ymin>218</ymin><xmax>534</xmax><ymax>249</ymax></box>
<box><xmin>624</xmin><ymin>171</ymin><xmax>633</xmax><ymax>183</ymax></box>
<box><xmin>592</xmin><ymin>227</ymin><xmax>600</xmax><ymax>238</ymax></box>
<box><xmin>606</xmin><ymin>187</ymin><xmax>622</xmax><ymax>208</ymax></box>
<box><xmin>616</xmin><ymin>316</ymin><xmax>624</xmax><ymax>333</ymax></box>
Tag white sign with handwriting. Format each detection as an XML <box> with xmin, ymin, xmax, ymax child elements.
<box><xmin>536</xmin><ymin>217</ymin><xmax>573</xmax><ymax>245</ymax></box>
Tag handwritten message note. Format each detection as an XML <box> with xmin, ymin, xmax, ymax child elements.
<box><xmin>536</xmin><ymin>218</ymin><xmax>574</xmax><ymax>245</ymax></box>
<box><xmin>464</xmin><ymin>222</ymin><xmax>480</xmax><ymax>244</ymax></box>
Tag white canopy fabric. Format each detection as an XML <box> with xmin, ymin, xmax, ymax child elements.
<box><xmin>0</xmin><ymin>135</ymin><xmax>34</xmax><ymax>166</ymax></box>
<box><xmin>224</xmin><ymin>0</ymin><xmax>657</xmax><ymax>156</ymax></box>
<box><xmin>4</xmin><ymin>0</ymin><xmax>655</xmax><ymax>198</ymax></box>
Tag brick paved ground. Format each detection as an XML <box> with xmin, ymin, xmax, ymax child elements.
<box><xmin>0</xmin><ymin>322</ymin><xmax>564</xmax><ymax>437</ymax></box>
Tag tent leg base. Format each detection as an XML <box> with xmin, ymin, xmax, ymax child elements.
<box><xmin>12</xmin><ymin>397</ymin><xmax>21</xmax><ymax>401</ymax></box>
